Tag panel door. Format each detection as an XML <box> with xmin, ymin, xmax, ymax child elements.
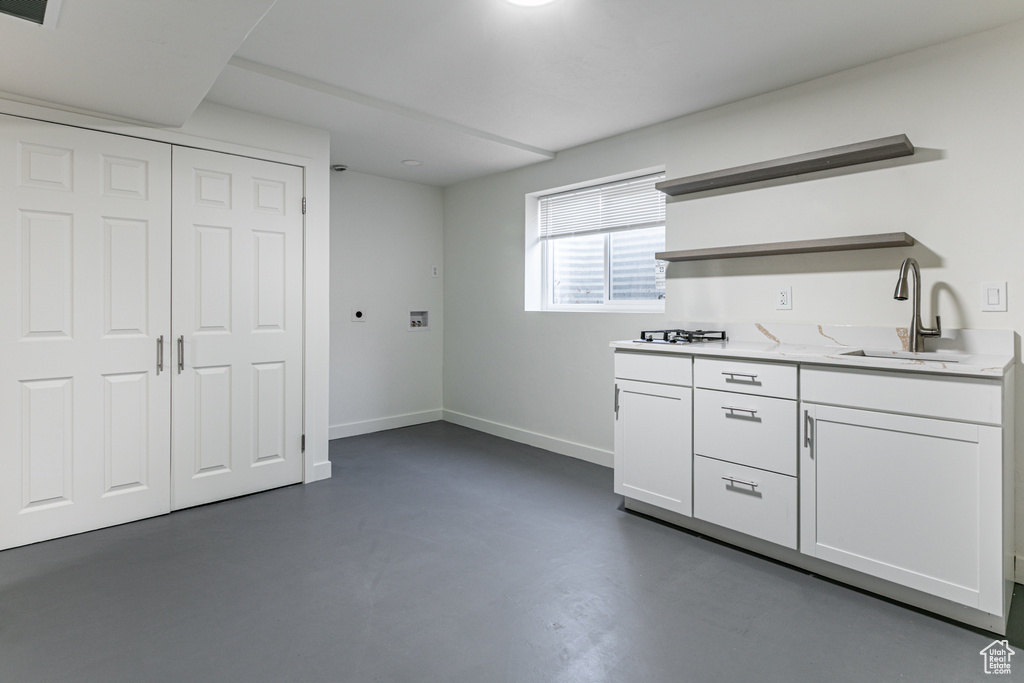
<box><xmin>614</xmin><ymin>379</ymin><xmax>693</xmax><ymax>516</ymax></box>
<box><xmin>800</xmin><ymin>403</ymin><xmax>1004</xmax><ymax>613</ymax></box>
<box><xmin>171</xmin><ymin>147</ymin><xmax>303</xmax><ymax>510</ymax></box>
<box><xmin>0</xmin><ymin>114</ymin><xmax>171</xmax><ymax>550</ymax></box>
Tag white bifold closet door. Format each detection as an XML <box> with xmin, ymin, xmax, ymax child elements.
<box><xmin>170</xmin><ymin>147</ymin><xmax>304</xmax><ymax>510</ymax></box>
<box><xmin>0</xmin><ymin>115</ymin><xmax>172</xmax><ymax>550</ymax></box>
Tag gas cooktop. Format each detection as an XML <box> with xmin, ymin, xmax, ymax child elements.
<box><xmin>634</xmin><ymin>329</ymin><xmax>727</xmax><ymax>344</ymax></box>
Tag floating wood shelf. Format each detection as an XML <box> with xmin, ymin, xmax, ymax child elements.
<box><xmin>656</xmin><ymin>232</ymin><xmax>915</xmax><ymax>263</ymax></box>
<box><xmin>656</xmin><ymin>134</ymin><xmax>915</xmax><ymax>197</ymax></box>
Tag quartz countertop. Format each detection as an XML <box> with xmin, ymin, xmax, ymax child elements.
<box><xmin>609</xmin><ymin>338</ymin><xmax>1013</xmax><ymax>378</ymax></box>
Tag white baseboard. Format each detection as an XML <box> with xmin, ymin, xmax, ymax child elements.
<box><xmin>1016</xmin><ymin>554</ymin><xmax>1024</xmax><ymax>584</ymax></box>
<box><xmin>311</xmin><ymin>460</ymin><xmax>332</xmax><ymax>482</ymax></box>
<box><xmin>329</xmin><ymin>410</ymin><xmax>443</xmax><ymax>440</ymax></box>
<box><xmin>442</xmin><ymin>410</ymin><xmax>613</xmax><ymax>468</ymax></box>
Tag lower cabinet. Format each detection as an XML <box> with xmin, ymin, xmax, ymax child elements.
<box><xmin>801</xmin><ymin>401</ymin><xmax>1006</xmax><ymax>614</ymax></box>
<box><xmin>614</xmin><ymin>352</ymin><xmax>693</xmax><ymax>516</ymax></box>
<box><xmin>693</xmin><ymin>456</ymin><xmax>797</xmax><ymax>548</ymax></box>
<box><xmin>614</xmin><ymin>378</ymin><xmax>692</xmax><ymax>515</ymax></box>
<box><xmin>612</xmin><ymin>348</ymin><xmax>1014</xmax><ymax>631</ymax></box>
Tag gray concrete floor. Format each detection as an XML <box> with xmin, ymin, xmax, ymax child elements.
<box><xmin>0</xmin><ymin>421</ymin><xmax>1017</xmax><ymax>682</ymax></box>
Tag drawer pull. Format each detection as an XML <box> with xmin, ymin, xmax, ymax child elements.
<box><xmin>722</xmin><ymin>475</ymin><xmax>759</xmax><ymax>489</ymax></box>
<box><xmin>722</xmin><ymin>371</ymin><xmax>759</xmax><ymax>381</ymax></box>
<box><xmin>722</xmin><ymin>405</ymin><xmax>758</xmax><ymax>416</ymax></box>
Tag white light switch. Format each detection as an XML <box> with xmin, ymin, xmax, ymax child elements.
<box><xmin>981</xmin><ymin>282</ymin><xmax>1007</xmax><ymax>312</ymax></box>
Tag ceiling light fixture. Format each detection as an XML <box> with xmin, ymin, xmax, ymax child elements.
<box><xmin>401</xmin><ymin>159</ymin><xmax>422</xmax><ymax>167</ymax></box>
<box><xmin>504</xmin><ymin>0</ymin><xmax>558</xmax><ymax>6</ymax></box>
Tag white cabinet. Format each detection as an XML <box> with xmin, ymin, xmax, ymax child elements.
<box><xmin>692</xmin><ymin>358</ymin><xmax>798</xmax><ymax>546</ymax></box>
<box><xmin>693</xmin><ymin>389</ymin><xmax>797</xmax><ymax>476</ymax></box>
<box><xmin>614</xmin><ymin>353</ymin><xmax>693</xmax><ymax>516</ymax></box>
<box><xmin>693</xmin><ymin>456</ymin><xmax>797</xmax><ymax>548</ymax></box>
<box><xmin>613</xmin><ymin>347</ymin><xmax>1013</xmax><ymax>631</ymax></box>
<box><xmin>800</xmin><ymin>366</ymin><xmax>1011</xmax><ymax>617</ymax></box>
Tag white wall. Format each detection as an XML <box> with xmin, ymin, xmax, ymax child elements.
<box><xmin>329</xmin><ymin>171</ymin><xmax>444</xmax><ymax>437</ymax></box>
<box><xmin>442</xmin><ymin>22</ymin><xmax>1024</xmax><ymax>538</ymax></box>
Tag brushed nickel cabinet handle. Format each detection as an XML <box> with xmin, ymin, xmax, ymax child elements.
<box><xmin>722</xmin><ymin>476</ymin><xmax>758</xmax><ymax>489</ymax></box>
<box><xmin>804</xmin><ymin>410</ymin><xmax>812</xmax><ymax>449</ymax></box>
<box><xmin>722</xmin><ymin>405</ymin><xmax>758</xmax><ymax>416</ymax></box>
<box><xmin>177</xmin><ymin>336</ymin><xmax>184</xmax><ymax>374</ymax></box>
<box><xmin>156</xmin><ymin>335</ymin><xmax>164</xmax><ymax>375</ymax></box>
<box><xmin>614</xmin><ymin>385</ymin><xmax>620</xmax><ymax>419</ymax></box>
<box><xmin>722</xmin><ymin>371</ymin><xmax>758</xmax><ymax>381</ymax></box>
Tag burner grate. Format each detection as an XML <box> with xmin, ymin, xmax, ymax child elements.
<box><xmin>637</xmin><ymin>329</ymin><xmax>726</xmax><ymax>344</ymax></box>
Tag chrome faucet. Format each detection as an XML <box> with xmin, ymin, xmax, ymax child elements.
<box><xmin>893</xmin><ymin>257</ymin><xmax>941</xmax><ymax>352</ymax></box>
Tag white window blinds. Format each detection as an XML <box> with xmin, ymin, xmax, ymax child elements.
<box><xmin>539</xmin><ymin>172</ymin><xmax>665</xmax><ymax>239</ymax></box>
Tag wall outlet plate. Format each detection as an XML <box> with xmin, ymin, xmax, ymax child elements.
<box><xmin>431</xmin><ymin>265</ymin><xmax>439</xmax><ymax>278</ymax></box>
<box><xmin>981</xmin><ymin>282</ymin><xmax>1007</xmax><ymax>312</ymax></box>
<box><xmin>351</xmin><ymin>308</ymin><xmax>366</xmax><ymax>322</ymax></box>
<box><xmin>776</xmin><ymin>286</ymin><xmax>793</xmax><ymax>310</ymax></box>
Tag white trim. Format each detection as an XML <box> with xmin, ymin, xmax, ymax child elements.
<box><xmin>443</xmin><ymin>410</ymin><xmax>613</xmax><ymax>468</ymax></box>
<box><xmin>544</xmin><ymin>302</ymin><xmax>666</xmax><ymax>314</ymax></box>
<box><xmin>312</xmin><ymin>460</ymin><xmax>332</xmax><ymax>482</ymax></box>
<box><xmin>1015</xmin><ymin>554</ymin><xmax>1024</xmax><ymax>584</ymax></box>
<box><xmin>329</xmin><ymin>410</ymin><xmax>444</xmax><ymax>440</ymax></box>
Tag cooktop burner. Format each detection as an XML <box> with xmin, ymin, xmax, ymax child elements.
<box><xmin>635</xmin><ymin>329</ymin><xmax>727</xmax><ymax>344</ymax></box>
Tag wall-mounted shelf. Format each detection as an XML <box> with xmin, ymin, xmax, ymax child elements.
<box><xmin>656</xmin><ymin>134</ymin><xmax>914</xmax><ymax>197</ymax></box>
<box><xmin>656</xmin><ymin>232</ymin><xmax>914</xmax><ymax>263</ymax></box>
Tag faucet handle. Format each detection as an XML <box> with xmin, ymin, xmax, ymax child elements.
<box><xmin>922</xmin><ymin>315</ymin><xmax>942</xmax><ymax>338</ymax></box>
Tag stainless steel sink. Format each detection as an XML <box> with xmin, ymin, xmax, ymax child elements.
<box><xmin>840</xmin><ymin>349</ymin><xmax>961</xmax><ymax>363</ymax></box>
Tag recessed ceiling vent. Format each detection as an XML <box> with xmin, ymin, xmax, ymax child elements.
<box><xmin>0</xmin><ymin>0</ymin><xmax>50</xmax><ymax>25</ymax></box>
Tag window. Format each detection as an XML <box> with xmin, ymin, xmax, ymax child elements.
<box><xmin>534</xmin><ymin>172</ymin><xmax>666</xmax><ymax>311</ymax></box>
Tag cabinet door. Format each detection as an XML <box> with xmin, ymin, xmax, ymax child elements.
<box><xmin>0</xmin><ymin>115</ymin><xmax>171</xmax><ymax>550</ymax></box>
<box><xmin>171</xmin><ymin>147</ymin><xmax>304</xmax><ymax>510</ymax></box>
<box><xmin>800</xmin><ymin>404</ymin><xmax>1003</xmax><ymax>612</ymax></box>
<box><xmin>614</xmin><ymin>379</ymin><xmax>692</xmax><ymax>515</ymax></box>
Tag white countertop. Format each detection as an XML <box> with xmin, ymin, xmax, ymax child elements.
<box><xmin>609</xmin><ymin>338</ymin><xmax>1014</xmax><ymax>378</ymax></box>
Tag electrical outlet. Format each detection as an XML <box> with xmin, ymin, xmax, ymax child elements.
<box><xmin>776</xmin><ymin>286</ymin><xmax>792</xmax><ymax>310</ymax></box>
<box><xmin>431</xmin><ymin>265</ymin><xmax>439</xmax><ymax>278</ymax></box>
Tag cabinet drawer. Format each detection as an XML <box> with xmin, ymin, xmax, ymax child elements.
<box><xmin>693</xmin><ymin>389</ymin><xmax>797</xmax><ymax>476</ymax></box>
<box><xmin>693</xmin><ymin>456</ymin><xmax>797</xmax><ymax>549</ymax></box>
<box><xmin>801</xmin><ymin>366</ymin><xmax>1002</xmax><ymax>425</ymax></box>
<box><xmin>694</xmin><ymin>357</ymin><xmax>796</xmax><ymax>399</ymax></box>
<box><xmin>615</xmin><ymin>351</ymin><xmax>692</xmax><ymax>386</ymax></box>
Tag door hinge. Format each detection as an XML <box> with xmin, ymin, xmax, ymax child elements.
<box><xmin>301</xmin><ymin>434</ymin><xmax>306</xmax><ymax>452</ymax></box>
<box><xmin>302</xmin><ymin>197</ymin><xmax>306</xmax><ymax>214</ymax></box>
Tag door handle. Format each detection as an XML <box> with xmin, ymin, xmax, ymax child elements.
<box><xmin>177</xmin><ymin>335</ymin><xmax>184</xmax><ymax>374</ymax></box>
<box><xmin>156</xmin><ymin>335</ymin><xmax>164</xmax><ymax>375</ymax></box>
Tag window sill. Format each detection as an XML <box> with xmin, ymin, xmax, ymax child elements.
<box><xmin>541</xmin><ymin>302</ymin><xmax>665</xmax><ymax>314</ymax></box>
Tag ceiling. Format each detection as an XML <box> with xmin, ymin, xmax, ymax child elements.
<box><xmin>3</xmin><ymin>1</ymin><xmax>1024</xmax><ymax>186</ymax></box>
